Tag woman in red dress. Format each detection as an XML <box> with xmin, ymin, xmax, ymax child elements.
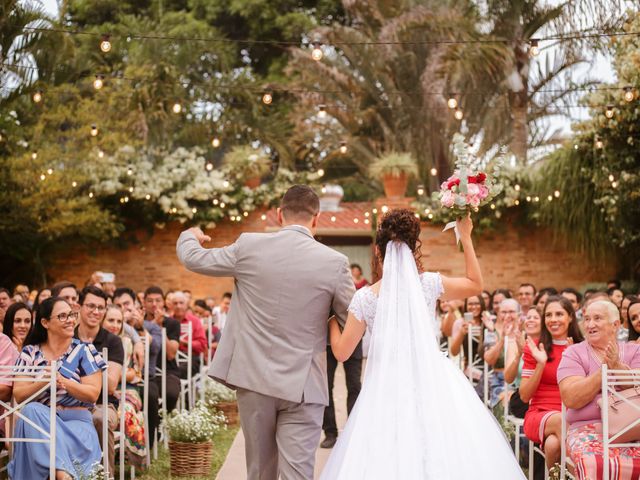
<box><xmin>519</xmin><ymin>295</ymin><xmax>583</xmax><ymax>469</ymax></box>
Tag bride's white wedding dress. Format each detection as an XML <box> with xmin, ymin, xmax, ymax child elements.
<box><xmin>320</xmin><ymin>241</ymin><xmax>525</xmax><ymax>479</ymax></box>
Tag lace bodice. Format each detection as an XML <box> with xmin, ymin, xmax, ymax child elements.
<box><xmin>348</xmin><ymin>272</ymin><xmax>444</xmax><ymax>332</ymax></box>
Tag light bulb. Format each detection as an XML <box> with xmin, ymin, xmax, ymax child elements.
<box><xmin>261</xmin><ymin>214</ymin><xmax>267</xmax><ymax>221</ymax></box>
<box><xmin>192</xmin><ymin>207</ymin><xmax>197</xmax><ymax>214</ymax></box>
<box><xmin>223</xmin><ymin>180</ymin><xmax>230</xmax><ymax>188</ymax></box>
<box><xmin>353</xmin><ymin>218</ymin><xmax>359</xmax><ymax>224</ymax></box>
<box><xmin>547</xmin><ymin>195</ymin><xmax>553</xmax><ymax>201</ymax></box>
<box><xmin>529</xmin><ymin>39</ymin><xmax>539</xmax><ymax>57</ymax></box>
<box><xmin>40</xmin><ymin>174</ymin><xmax>46</xmax><ymax>181</ymax></box>
<box><xmin>317</xmin><ymin>168</ymin><xmax>325</xmax><ymax>177</ymax></box>
<box><xmin>595</xmin><ymin>139</ymin><xmax>604</xmax><ymax>149</ymax></box>
<box><xmin>220</xmin><ymin>202</ymin><xmax>225</xmax><ymax>208</ymax></box>
<box><xmin>89</xmin><ymin>192</ymin><xmax>94</xmax><ymax>198</ymax></box>
<box><xmin>72</xmin><ymin>181</ymin><xmax>77</xmax><ymax>187</ymax></box>
<box><xmin>515</xmin><ymin>184</ymin><xmax>521</xmax><ymax>191</ymax></box>
<box><xmin>262</xmin><ymin>93</ymin><xmax>273</xmax><ymax>105</ymax></box>
<box><xmin>32</xmin><ymin>90</ymin><xmax>43</xmax><ymax>103</ymax></box>
<box><xmin>526</xmin><ymin>196</ymin><xmax>531</xmax><ymax>202</ymax></box>
<box><xmin>490</xmin><ymin>203</ymin><xmax>496</xmax><ymax>210</ymax></box>
<box><xmin>339</xmin><ymin>141</ymin><xmax>347</xmax><ymax>154</ymax></box>
<box><xmin>124</xmin><ymin>196</ymin><xmax>129</xmax><ymax>203</ymax></box>
<box><xmin>47</xmin><ymin>168</ymin><xmax>53</xmax><ymax>175</ymax></box>
<box><xmin>381</xmin><ymin>205</ymin><xmax>389</xmax><ymax>213</ymax></box>
<box><xmin>605</xmin><ymin>105</ymin><xmax>614</xmax><ymax>119</ymax></box>
<box><xmin>31</xmin><ymin>151</ymin><xmax>38</xmax><ymax>160</ymax></box>
<box><xmin>93</xmin><ymin>75</ymin><xmax>104</xmax><ymax>90</ymax></box>
<box><xmin>127</xmin><ymin>167</ymin><xmax>133</xmax><ymax>176</ymax></box>
<box><xmin>430</xmin><ymin>168</ymin><xmax>438</xmax><ymax>176</ymax></box>
<box><xmin>428</xmin><ymin>213</ymin><xmax>433</xmax><ymax>219</ymax></box>
<box><xmin>98</xmin><ymin>150</ymin><xmax>105</xmax><ymax>158</ymax></box>
<box><xmin>624</xmin><ymin>87</ymin><xmax>634</xmax><ymax>102</ymax></box>
<box><xmin>90</xmin><ymin>124</ymin><xmax>98</xmax><ymax>137</ymax></box>
<box><xmin>213</xmin><ymin>199</ymin><xmax>219</xmax><ymax>205</ymax></box>
<box><xmin>372</xmin><ymin>208</ymin><xmax>378</xmax><ymax>214</ymax></box>
<box><xmin>211</xmin><ymin>137</ymin><xmax>220</xmax><ymax>148</ymax></box>
<box><xmin>145</xmin><ymin>194</ymin><xmax>151</xmax><ymax>200</ymax></box>
<box><xmin>611</xmin><ymin>181</ymin><xmax>618</xmax><ymax>188</ymax></box>
<box><xmin>100</xmin><ymin>35</ymin><xmax>112</xmax><ymax>53</ymax></box>
<box><xmin>417</xmin><ymin>185</ymin><xmax>425</xmax><ymax>196</ymax></box>
<box><xmin>447</xmin><ymin>97</ymin><xmax>457</xmax><ymax>109</ymax></box>
<box><xmin>311</xmin><ymin>43</ymin><xmax>323</xmax><ymax>61</ymax></box>
<box><xmin>364</xmin><ymin>218</ymin><xmax>370</xmax><ymax>224</ymax></box>
<box><xmin>574</xmin><ymin>144</ymin><xmax>578</xmax><ymax>150</ymax></box>
<box><xmin>454</xmin><ymin>109</ymin><xmax>463</xmax><ymax>120</ymax></box>
<box><xmin>330</xmin><ymin>216</ymin><xmax>336</xmax><ymax>222</ymax></box>
<box><xmin>554</xmin><ymin>190</ymin><xmax>560</xmax><ymax>198</ymax></box>
<box><xmin>514</xmin><ymin>199</ymin><xmax>520</xmax><ymax>205</ymax></box>
<box><xmin>172</xmin><ymin>103</ymin><xmax>182</xmax><ymax>114</ymax></box>
<box><xmin>534</xmin><ymin>196</ymin><xmax>540</xmax><ymax>202</ymax></box>
<box><xmin>243</xmin><ymin>212</ymin><xmax>248</xmax><ymax>217</ymax></box>
<box><xmin>318</xmin><ymin>105</ymin><xmax>327</xmax><ymax>119</ymax></box>
<box><xmin>128</xmin><ymin>186</ymin><xmax>134</xmax><ymax>193</ymax></box>
<box><xmin>206</xmin><ymin>162</ymin><xmax>213</xmax><ymax>171</ymax></box>
<box><xmin>364</xmin><ymin>212</ymin><xmax>370</xmax><ymax>217</ymax></box>
<box><xmin>608</xmin><ymin>174</ymin><xmax>615</xmax><ymax>182</ymax></box>
<box><xmin>321</xmin><ymin>186</ymin><xmax>327</xmax><ymax>194</ymax></box>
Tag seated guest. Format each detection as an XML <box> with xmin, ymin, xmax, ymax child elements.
<box><xmin>50</xmin><ymin>282</ymin><xmax>79</xmax><ymax>311</ymax></box>
<box><xmin>627</xmin><ymin>297</ymin><xmax>640</xmax><ymax>343</ymax></box>
<box><xmin>504</xmin><ymin>306</ymin><xmax>542</xmax><ymax>418</ymax></box>
<box><xmin>171</xmin><ymin>291</ymin><xmax>207</xmax><ymax>377</ymax></box>
<box><xmin>533</xmin><ymin>287</ymin><xmax>558</xmax><ymax>312</ymax></box>
<box><xmin>561</xmin><ymin>288</ymin><xmax>583</xmax><ymax>321</ymax></box>
<box><xmin>32</xmin><ymin>288</ymin><xmax>52</xmax><ymax>318</ymax></box>
<box><xmin>558</xmin><ymin>300</ymin><xmax>640</xmax><ymax>479</ymax></box>
<box><xmin>102</xmin><ymin>305</ymin><xmax>146</xmax><ymax>467</ymax></box>
<box><xmin>0</xmin><ymin>331</ymin><xmax>19</xmax><ymax>437</ymax></box>
<box><xmin>9</xmin><ymin>297</ymin><xmax>105</xmax><ymax>480</ymax></box>
<box><xmin>350</xmin><ymin>263</ymin><xmax>369</xmax><ymax>290</ymax></box>
<box><xmin>0</xmin><ymin>288</ymin><xmax>12</xmax><ymax>324</ymax></box>
<box><xmin>213</xmin><ymin>292</ymin><xmax>232</xmax><ymax>331</ymax></box>
<box><xmin>491</xmin><ymin>288</ymin><xmax>511</xmax><ymax>317</ymax></box>
<box><xmin>607</xmin><ymin>286</ymin><xmax>624</xmax><ymax>308</ymax></box>
<box><xmin>3</xmin><ymin>302</ymin><xmax>33</xmax><ymax>350</ymax></box>
<box><xmin>618</xmin><ymin>294</ymin><xmax>636</xmax><ymax>342</ymax></box>
<box><xmin>13</xmin><ymin>284</ymin><xmax>31</xmax><ymax>305</ymax></box>
<box><xmin>520</xmin><ymin>295</ymin><xmax>584</xmax><ymax>469</ymax></box>
<box><xmin>483</xmin><ymin>299</ymin><xmax>520</xmax><ymax>408</ymax></box>
<box><xmin>74</xmin><ymin>286</ymin><xmax>124</xmax><ymax>476</ymax></box>
<box><xmin>193</xmin><ymin>299</ymin><xmax>221</xmax><ymax>361</ymax></box>
<box><xmin>143</xmin><ymin>286</ymin><xmax>181</xmax><ymax>413</ymax></box>
<box><xmin>450</xmin><ymin>295</ymin><xmax>488</xmax><ymax>378</ymax></box>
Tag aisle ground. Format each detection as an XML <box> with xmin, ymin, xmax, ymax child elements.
<box><xmin>216</xmin><ymin>363</ymin><xmax>351</xmax><ymax>479</ymax></box>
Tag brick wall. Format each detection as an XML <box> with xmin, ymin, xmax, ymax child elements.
<box><xmin>48</xmin><ymin>210</ymin><xmax>613</xmax><ymax>301</ymax></box>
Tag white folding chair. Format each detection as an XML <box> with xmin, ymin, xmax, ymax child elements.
<box><xmin>560</xmin><ymin>403</ymin><xmax>576</xmax><ymax>480</ymax></box>
<box><xmin>176</xmin><ymin>322</ymin><xmax>193</xmax><ymax>410</ymax></box>
<box><xmin>465</xmin><ymin>325</ymin><xmax>483</xmax><ymax>384</ymax></box>
<box><xmin>154</xmin><ymin>328</ymin><xmax>168</xmax><ymax>457</ymax></box>
<box><xmin>127</xmin><ymin>333</ymin><xmax>151</xmax><ymax>480</ymax></box>
<box><xmin>0</xmin><ymin>362</ymin><xmax>58</xmax><ymax>479</ymax></box>
<box><xmin>601</xmin><ymin>364</ymin><xmax>640</xmax><ymax>480</ymax></box>
<box><xmin>528</xmin><ymin>441</ymin><xmax>549</xmax><ymax>480</ymax></box>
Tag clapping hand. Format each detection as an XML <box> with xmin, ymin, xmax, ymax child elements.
<box><xmin>188</xmin><ymin>227</ymin><xmax>211</xmax><ymax>245</ymax></box>
<box><xmin>604</xmin><ymin>341</ymin><xmax>620</xmax><ymax>369</ymax></box>
<box><xmin>526</xmin><ymin>337</ymin><xmax>548</xmax><ymax>365</ymax></box>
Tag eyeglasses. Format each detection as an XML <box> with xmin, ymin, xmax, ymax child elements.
<box><xmin>83</xmin><ymin>303</ymin><xmax>106</xmax><ymax>313</ymax></box>
<box><xmin>54</xmin><ymin>311</ymin><xmax>79</xmax><ymax>323</ymax></box>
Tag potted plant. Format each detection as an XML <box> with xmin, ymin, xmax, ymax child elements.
<box><xmin>369</xmin><ymin>152</ymin><xmax>418</xmax><ymax>198</ymax></box>
<box><xmin>201</xmin><ymin>378</ymin><xmax>239</xmax><ymax>426</ymax></box>
<box><xmin>223</xmin><ymin>146</ymin><xmax>271</xmax><ymax>188</ymax></box>
<box><xmin>164</xmin><ymin>404</ymin><xmax>226</xmax><ymax>477</ymax></box>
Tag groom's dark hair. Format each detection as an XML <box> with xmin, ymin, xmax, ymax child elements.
<box><xmin>280</xmin><ymin>185</ymin><xmax>320</xmax><ymax>221</ymax></box>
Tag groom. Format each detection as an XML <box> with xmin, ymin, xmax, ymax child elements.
<box><xmin>176</xmin><ymin>185</ymin><xmax>355</xmax><ymax>479</ymax></box>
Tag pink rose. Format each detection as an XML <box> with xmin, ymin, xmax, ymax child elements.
<box><xmin>466</xmin><ymin>183</ymin><xmax>480</xmax><ymax>196</ymax></box>
<box><xmin>467</xmin><ymin>195</ymin><xmax>481</xmax><ymax>207</ymax></box>
<box><xmin>441</xmin><ymin>190</ymin><xmax>455</xmax><ymax>208</ymax></box>
<box><xmin>478</xmin><ymin>185</ymin><xmax>489</xmax><ymax>199</ymax></box>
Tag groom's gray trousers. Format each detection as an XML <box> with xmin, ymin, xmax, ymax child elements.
<box><xmin>237</xmin><ymin>388</ymin><xmax>324</xmax><ymax>480</ymax></box>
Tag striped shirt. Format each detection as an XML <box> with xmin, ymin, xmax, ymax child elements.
<box><xmin>14</xmin><ymin>339</ymin><xmax>107</xmax><ymax>408</ymax></box>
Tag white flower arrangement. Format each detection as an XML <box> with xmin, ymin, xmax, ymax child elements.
<box><xmin>164</xmin><ymin>404</ymin><xmax>227</xmax><ymax>444</ymax></box>
<box><xmin>201</xmin><ymin>377</ymin><xmax>237</xmax><ymax>405</ymax></box>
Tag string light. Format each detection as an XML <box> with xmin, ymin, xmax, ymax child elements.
<box><xmin>172</xmin><ymin>102</ymin><xmax>182</xmax><ymax>114</ymax></box>
<box><xmin>243</xmin><ymin>212</ymin><xmax>249</xmax><ymax>217</ymax></box>
<box><xmin>514</xmin><ymin>199</ymin><xmax>520</xmax><ymax>205</ymax></box>
<box><xmin>526</xmin><ymin>196</ymin><xmax>531</xmax><ymax>202</ymax></box>
<box><xmin>89</xmin><ymin>192</ymin><xmax>94</xmax><ymax>198</ymax></box>
<box><xmin>318</xmin><ymin>104</ymin><xmax>327</xmax><ymax>118</ymax></box>
<box><xmin>573</xmin><ymin>144</ymin><xmax>579</xmax><ymax>150</ymax></box>
<box><xmin>330</xmin><ymin>216</ymin><xmax>336</xmax><ymax>222</ymax></box>
<box><xmin>211</xmin><ymin>137</ymin><xmax>220</xmax><ymax>148</ymax></box>
<box><xmin>381</xmin><ymin>205</ymin><xmax>389</xmax><ymax>213</ymax></box>
<box><xmin>417</xmin><ymin>185</ymin><xmax>425</xmax><ymax>196</ymax></box>
<box><xmin>93</xmin><ymin>75</ymin><xmax>104</xmax><ymax>90</ymax></box>
<box><xmin>534</xmin><ymin>196</ymin><xmax>540</xmax><ymax>202</ymax></box>
<box><xmin>127</xmin><ymin>166</ymin><xmax>133</xmax><ymax>175</ymax></box>
<box><xmin>32</xmin><ymin>90</ymin><xmax>43</xmax><ymax>103</ymax></box>
<box><xmin>339</xmin><ymin>141</ymin><xmax>348</xmax><ymax>154</ymax></box>
<box><xmin>624</xmin><ymin>86</ymin><xmax>634</xmax><ymax>102</ymax></box>
<box><xmin>192</xmin><ymin>207</ymin><xmax>197</xmax><ymax>213</ymax></box>
<box><xmin>213</xmin><ymin>199</ymin><xmax>219</xmax><ymax>205</ymax></box>
<box><xmin>353</xmin><ymin>218</ymin><xmax>359</xmax><ymax>224</ymax></box>
<box><xmin>611</xmin><ymin>181</ymin><xmax>618</xmax><ymax>188</ymax></box>
<box><xmin>529</xmin><ymin>39</ymin><xmax>540</xmax><ymax>57</ymax></box>
<box><xmin>100</xmin><ymin>35</ymin><xmax>112</xmax><ymax>53</ymax></box>
<box><xmin>98</xmin><ymin>150</ymin><xmax>105</xmax><ymax>158</ymax></box>
<box><xmin>454</xmin><ymin>109</ymin><xmax>463</xmax><ymax>120</ymax></box>
<box><xmin>372</xmin><ymin>208</ymin><xmax>378</xmax><ymax>214</ymax></box>
<box><xmin>447</xmin><ymin>96</ymin><xmax>458</xmax><ymax>109</ymax></box>
<box><xmin>490</xmin><ymin>203</ymin><xmax>496</xmax><ymax>210</ymax></box>
<box><xmin>223</xmin><ymin>180</ymin><xmax>230</xmax><ymax>188</ymax></box>
<box><xmin>321</xmin><ymin>186</ymin><xmax>327</xmax><ymax>194</ymax></box>
<box><xmin>128</xmin><ymin>186</ymin><xmax>134</xmax><ymax>193</ymax></box>
<box><xmin>364</xmin><ymin>212</ymin><xmax>370</xmax><ymax>217</ymax></box>
<box><xmin>514</xmin><ymin>184</ymin><xmax>521</xmax><ymax>191</ymax></box>
<box><xmin>424</xmin><ymin>208</ymin><xmax>431</xmax><ymax>214</ymax></box>
<box><xmin>430</xmin><ymin>168</ymin><xmax>438</xmax><ymax>176</ymax></box>
<box><xmin>428</xmin><ymin>213</ymin><xmax>434</xmax><ymax>219</ymax></box>
<box><xmin>220</xmin><ymin>202</ymin><xmax>225</xmax><ymax>208</ymax></box>
<box><xmin>261</xmin><ymin>214</ymin><xmax>267</xmax><ymax>221</ymax></box>
<box><xmin>262</xmin><ymin>92</ymin><xmax>273</xmax><ymax>105</ymax></box>
<box><xmin>46</xmin><ymin>167</ymin><xmax>53</xmax><ymax>175</ymax></box>
<box><xmin>311</xmin><ymin>43</ymin><xmax>323</xmax><ymax>61</ymax></box>
<box><xmin>317</xmin><ymin>168</ymin><xmax>325</xmax><ymax>177</ymax></box>
<box><xmin>90</xmin><ymin>124</ymin><xmax>99</xmax><ymax>136</ymax></box>
<box><xmin>31</xmin><ymin>151</ymin><xmax>38</xmax><ymax>160</ymax></box>
<box><xmin>554</xmin><ymin>190</ymin><xmax>560</xmax><ymax>198</ymax></box>
<box><xmin>364</xmin><ymin>218</ymin><xmax>370</xmax><ymax>224</ymax></box>
<box><xmin>547</xmin><ymin>195</ymin><xmax>553</xmax><ymax>201</ymax></box>
<box><xmin>605</xmin><ymin>105</ymin><xmax>614</xmax><ymax>118</ymax></box>
<box><xmin>39</xmin><ymin>174</ymin><xmax>46</xmax><ymax>181</ymax></box>
<box><xmin>608</xmin><ymin>174</ymin><xmax>615</xmax><ymax>182</ymax></box>
<box><xmin>72</xmin><ymin>181</ymin><xmax>77</xmax><ymax>187</ymax></box>
<box><xmin>206</xmin><ymin>162</ymin><xmax>214</xmax><ymax>171</ymax></box>
<box><xmin>595</xmin><ymin>138</ymin><xmax>604</xmax><ymax>149</ymax></box>
<box><xmin>145</xmin><ymin>194</ymin><xmax>151</xmax><ymax>200</ymax></box>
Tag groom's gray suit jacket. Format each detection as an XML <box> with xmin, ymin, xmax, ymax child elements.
<box><xmin>176</xmin><ymin>225</ymin><xmax>355</xmax><ymax>406</ymax></box>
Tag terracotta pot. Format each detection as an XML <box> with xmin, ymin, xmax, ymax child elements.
<box><xmin>382</xmin><ymin>172</ymin><xmax>408</xmax><ymax>198</ymax></box>
<box><xmin>244</xmin><ymin>177</ymin><xmax>261</xmax><ymax>189</ymax></box>
<box><xmin>168</xmin><ymin>440</ymin><xmax>213</xmax><ymax>477</ymax></box>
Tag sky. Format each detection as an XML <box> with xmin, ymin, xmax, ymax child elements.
<box><xmin>38</xmin><ymin>0</ymin><xmax>619</xmax><ymax>140</ymax></box>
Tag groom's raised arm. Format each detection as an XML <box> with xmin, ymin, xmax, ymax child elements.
<box><xmin>176</xmin><ymin>230</ymin><xmax>239</xmax><ymax>277</ymax></box>
<box><xmin>331</xmin><ymin>257</ymin><xmax>356</xmax><ymax>328</ymax></box>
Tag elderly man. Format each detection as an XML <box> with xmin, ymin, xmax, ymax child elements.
<box><xmin>558</xmin><ymin>300</ymin><xmax>640</xmax><ymax>480</ymax></box>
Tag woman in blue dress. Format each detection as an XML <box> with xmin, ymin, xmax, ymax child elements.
<box><xmin>9</xmin><ymin>296</ymin><xmax>106</xmax><ymax>480</ymax></box>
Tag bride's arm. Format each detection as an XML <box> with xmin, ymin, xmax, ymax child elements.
<box><xmin>440</xmin><ymin>215</ymin><xmax>483</xmax><ymax>301</ymax></box>
<box><xmin>329</xmin><ymin>314</ymin><xmax>366</xmax><ymax>362</ymax></box>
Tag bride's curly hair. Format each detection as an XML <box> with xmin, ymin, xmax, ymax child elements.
<box><xmin>375</xmin><ymin>209</ymin><xmax>423</xmax><ymax>271</ymax></box>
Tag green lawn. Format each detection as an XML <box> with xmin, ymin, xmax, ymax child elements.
<box><xmin>138</xmin><ymin>426</ymin><xmax>239</xmax><ymax>479</ymax></box>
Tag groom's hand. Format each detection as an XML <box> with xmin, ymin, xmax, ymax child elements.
<box><xmin>188</xmin><ymin>227</ymin><xmax>211</xmax><ymax>245</ymax></box>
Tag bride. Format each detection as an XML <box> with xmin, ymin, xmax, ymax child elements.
<box><xmin>321</xmin><ymin>209</ymin><xmax>525</xmax><ymax>479</ymax></box>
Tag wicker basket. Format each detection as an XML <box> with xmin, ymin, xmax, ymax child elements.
<box><xmin>216</xmin><ymin>401</ymin><xmax>239</xmax><ymax>426</ymax></box>
<box><xmin>168</xmin><ymin>440</ymin><xmax>213</xmax><ymax>477</ymax></box>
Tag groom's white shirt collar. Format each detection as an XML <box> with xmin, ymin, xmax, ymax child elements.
<box><xmin>282</xmin><ymin>224</ymin><xmax>313</xmax><ymax>238</ymax></box>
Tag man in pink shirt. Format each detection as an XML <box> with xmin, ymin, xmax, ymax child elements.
<box><xmin>171</xmin><ymin>291</ymin><xmax>207</xmax><ymax>377</ymax></box>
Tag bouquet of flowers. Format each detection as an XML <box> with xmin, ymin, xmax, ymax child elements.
<box><xmin>438</xmin><ymin>134</ymin><xmax>504</xmax><ymax>215</ymax></box>
<box><xmin>164</xmin><ymin>404</ymin><xmax>227</xmax><ymax>443</ymax></box>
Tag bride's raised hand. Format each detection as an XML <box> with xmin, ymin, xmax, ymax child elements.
<box><xmin>456</xmin><ymin>214</ymin><xmax>473</xmax><ymax>239</ymax></box>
